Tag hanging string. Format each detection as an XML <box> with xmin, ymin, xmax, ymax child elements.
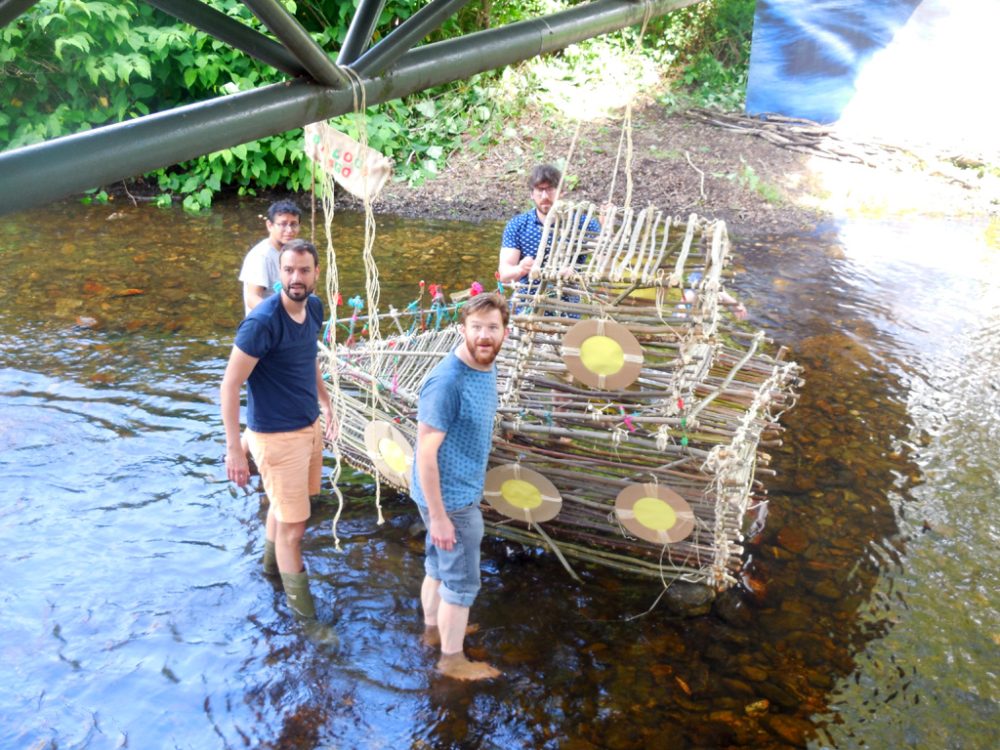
<box><xmin>343</xmin><ymin>64</ymin><xmax>386</xmax><ymax>525</ymax></box>
<box><xmin>555</xmin><ymin>119</ymin><xmax>583</xmax><ymax>202</ymax></box>
<box><xmin>316</xmin><ymin>120</ymin><xmax>346</xmax><ymax>551</ymax></box>
<box><xmin>310</xmin><ymin>156</ymin><xmax>317</xmax><ymax>245</ymax></box>
<box><xmin>604</xmin><ymin>1</ymin><xmax>654</xmax><ymax>211</ymax></box>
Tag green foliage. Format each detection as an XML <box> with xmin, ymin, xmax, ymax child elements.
<box><xmin>732</xmin><ymin>158</ymin><xmax>783</xmax><ymax>204</ymax></box>
<box><xmin>331</xmin><ymin>76</ymin><xmax>502</xmax><ymax>186</ymax></box>
<box><xmin>654</xmin><ymin>0</ymin><xmax>756</xmax><ymax>110</ymax></box>
<box><xmin>79</xmin><ymin>187</ymin><xmax>109</xmax><ymax>205</ymax></box>
<box><xmin>1</xmin><ymin>0</ymin><xmax>512</xmax><ymax>208</ymax></box>
<box><xmin>2</xmin><ymin>0</ymin><xmax>758</xmax><ymax>207</ymax></box>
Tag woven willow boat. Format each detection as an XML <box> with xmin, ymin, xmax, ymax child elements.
<box><xmin>322</xmin><ymin>202</ymin><xmax>801</xmax><ymax>589</ymax></box>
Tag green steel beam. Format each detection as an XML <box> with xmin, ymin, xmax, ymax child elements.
<box><xmin>337</xmin><ymin>0</ymin><xmax>386</xmax><ymax>65</ymax></box>
<box><xmin>352</xmin><ymin>0</ymin><xmax>473</xmax><ymax>77</ymax></box>
<box><xmin>242</xmin><ymin>0</ymin><xmax>348</xmax><ymax>86</ymax></box>
<box><xmin>143</xmin><ymin>0</ymin><xmax>308</xmax><ymax>78</ymax></box>
<box><xmin>0</xmin><ymin>0</ymin><xmax>39</xmax><ymax>29</ymax></box>
<box><xmin>0</xmin><ymin>0</ymin><xmax>701</xmax><ymax>216</ymax></box>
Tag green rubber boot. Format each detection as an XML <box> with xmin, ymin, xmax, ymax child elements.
<box><xmin>280</xmin><ymin>570</ymin><xmax>317</xmax><ymax>620</ymax></box>
<box><xmin>262</xmin><ymin>540</ymin><xmax>278</xmax><ymax>577</ymax></box>
<box><xmin>280</xmin><ymin>570</ymin><xmax>339</xmax><ymax>648</ymax></box>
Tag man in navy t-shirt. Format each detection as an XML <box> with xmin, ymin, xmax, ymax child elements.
<box><xmin>221</xmin><ymin>239</ymin><xmax>337</xmax><ymax>624</ymax></box>
<box><xmin>412</xmin><ymin>292</ymin><xmax>508</xmax><ymax>681</ymax></box>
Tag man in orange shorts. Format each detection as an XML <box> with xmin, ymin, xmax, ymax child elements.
<box><xmin>220</xmin><ymin>239</ymin><xmax>337</xmax><ymax>623</ymax></box>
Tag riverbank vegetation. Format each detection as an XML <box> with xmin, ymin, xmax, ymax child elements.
<box><xmin>1</xmin><ymin>0</ymin><xmax>755</xmax><ymax>210</ymax></box>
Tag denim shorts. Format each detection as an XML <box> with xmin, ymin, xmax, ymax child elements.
<box><xmin>416</xmin><ymin>502</ymin><xmax>484</xmax><ymax>608</ymax></box>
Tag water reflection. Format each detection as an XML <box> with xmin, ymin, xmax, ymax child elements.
<box><xmin>1</xmin><ymin>199</ymin><xmax>996</xmax><ymax>749</ymax></box>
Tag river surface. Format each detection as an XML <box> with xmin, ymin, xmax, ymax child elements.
<box><xmin>0</xmin><ymin>199</ymin><xmax>996</xmax><ymax>749</ymax></box>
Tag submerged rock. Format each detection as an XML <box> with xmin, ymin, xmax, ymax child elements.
<box><xmin>663</xmin><ymin>581</ymin><xmax>716</xmax><ymax>616</ymax></box>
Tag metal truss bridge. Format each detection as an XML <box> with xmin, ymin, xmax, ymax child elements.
<box><xmin>0</xmin><ymin>0</ymin><xmax>700</xmax><ymax>216</ymax></box>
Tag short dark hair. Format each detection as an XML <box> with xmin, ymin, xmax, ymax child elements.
<box><xmin>527</xmin><ymin>164</ymin><xmax>561</xmax><ymax>190</ymax></box>
<box><xmin>267</xmin><ymin>199</ymin><xmax>301</xmax><ymax>221</ymax></box>
<box><xmin>279</xmin><ymin>239</ymin><xmax>319</xmax><ymax>268</ymax></box>
<box><xmin>460</xmin><ymin>292</ymin><xmax>509</xmax><ymax>327</ymax></box>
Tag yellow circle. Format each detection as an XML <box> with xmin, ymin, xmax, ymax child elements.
<box><xmin>579</xmin><ymin>335</ymin><xmax>625</xmax><ymax>376</ymax></box>
<box><xmin>500</xmin><ymin>479</ymin><xmax>543</xmax><ymax>510</ymax></box>
<box><xmin>633</xmin><ymin>497</ymin><xmax>677</xmax><ymax>531</ymax></box>
<box><xmin>378</xmin><ymin>438</ymin><xmax>408</xmax><ymax>474</ymax></box>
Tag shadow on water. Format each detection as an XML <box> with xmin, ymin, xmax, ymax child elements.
<box><xmin>1</xmin><ymin>199</ymin><xmax>996</xmax><ymax>749</ymax></box>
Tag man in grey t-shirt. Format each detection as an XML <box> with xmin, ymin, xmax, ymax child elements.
<box><xmin>238</xmin><ymin>200</ymin><xmax>302</xmax><ymax>315</ymax></box>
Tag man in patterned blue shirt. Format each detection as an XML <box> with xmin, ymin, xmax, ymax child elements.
<box><xmin>498</xmin><ymin>164</ymin><xmax>600</xmax><ymax>312</ymax></box>
<box><xmin>411</xmin><ymin>292</ymin><xmax>508</xmax><ymax>681</ymax></box>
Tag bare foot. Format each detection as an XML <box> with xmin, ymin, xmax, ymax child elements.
<box><xmin>436</xmin><ymin>652</ymin><xmax>501</xmax><ymax>681</ymax></box>
<box><xmin>421</xmin><ymin>623</ymin><xmax>480</xmax><ymax>648</ymax></box>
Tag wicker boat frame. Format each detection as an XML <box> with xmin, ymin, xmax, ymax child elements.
<box><xmin>323</xmin><ymin>202</ymin><xmax>801</xmax><ymax>589</ymax></box>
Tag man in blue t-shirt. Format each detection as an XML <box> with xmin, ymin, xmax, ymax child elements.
<box><xmin>497</xmin><ymin>163</ymin><xmax>601</xmax><ymax>288</ymax></box>
<box><xmin>221</xmin><ymin>239</ymin><xmax>337</xmax><ymax>624</ymax></box>
<box><xmin>412</xmin><ymin>292</ymin><xmax>509</xmax><ymax>681</ymax></box>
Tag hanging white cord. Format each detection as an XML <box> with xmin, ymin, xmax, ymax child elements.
<box><xmin>344</xmin><ymin>65</ymin><xmax>386</xmax><ymax>525</ymax></box>
<box><xmin>319</xmin><ymin>127</ymin><xmax>346</xmax><ymax>551</ymax></box>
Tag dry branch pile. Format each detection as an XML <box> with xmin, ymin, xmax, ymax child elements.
<box><xmin>687</xmin><ymin>108</ymin><xmax>989</xmax><ymax>189</ymax></box>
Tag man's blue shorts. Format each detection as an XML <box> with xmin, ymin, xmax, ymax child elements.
<box><xmin>416</xmin><ymin>502</ymin><xmax>484</xmax><ymax>608</ymax></box>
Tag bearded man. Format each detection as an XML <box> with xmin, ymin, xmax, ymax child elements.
<box><xmin>221</xmin><ymin>239</ymin><xmax>337</xmax><ymax>625</ymax></box>
<box><xmin>411</xmin><ymin>292</ymin><xmax>509</xmax><ymax>681</ymax></box>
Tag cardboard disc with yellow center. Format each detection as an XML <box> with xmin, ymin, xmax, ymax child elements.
<box><xmin>483</xmin><ymin>464</ymin><xmax>562</xmax><ymax>523</ymax></box>
<box><xmin>363</xmin><ymin>420</ymin><xmax>413</xmax><ymax>487</ymax></box>
<box><xmin>614</xmin><ymin>483</ymin><xmax>695</xmax><ymax>544</ymax></box>
<box><xmin>561</xmin><ymin>318</ymin><xmax>643</xmax><ymax>390</ymax></box>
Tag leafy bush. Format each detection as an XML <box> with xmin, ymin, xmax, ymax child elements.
<box><xmin>1</xmin><ymin>0</ymin><xmax>757</xmax><ymax>208</ymax></box>
<box><xmin>659</xmin><ymin>0</ymin><xmax>757</xmax><ymax>110</ymax></box>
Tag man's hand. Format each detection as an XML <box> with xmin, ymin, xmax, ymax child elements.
<box><xmin>597</xmin><ymin>201</ymin><xmax>613</xmax><ymax>227</ymax></box>
<box><xmin>429</xmin><ymin>513</ymin><xmax>456</xmax><ymax>551</ymax></box>
<box><xmin>517</xmin><ymin>256</ymin><xmax>535</xmax><ymax>278</ymax></box>
<box><xmin>321</xmin><ymin>405</ymin><xmax>339</xmax><ymax>442</ymax></box>
<box><xmin>226</xmin><ymin>446</ymin><xmax>251</xmax><ymax>487</ymax></box>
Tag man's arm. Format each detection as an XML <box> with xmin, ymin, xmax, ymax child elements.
<box><xmin>719</xmin><ymin>290</ymin><xmax>748</xmax><ymax>319</ymax></box>
<box><xmin>415</xmin><ymin>422</ymin><xmax>455</xmax><ymax>551</ymax></box>
<box><xmin>682</xmin><ymin>288</ymin><xmax>748</xmax><ymax>320</ymax></box>
<box><xmin>498</xmin><ymin>246</ymin><xmax>533</xmax><ymax>283</ymax></box>
<box><xmin>315</xmin><ymin>360</ymin><xmax>338</xmax><ymax>442</ymax></box>
<box><xmin>220</xmin><ymin>345</ymin><xmax>259</xmax><ymax>486</ymax></box>
<box><xmin>243</xmin><ymin>283</ymin><xmax>268</xmax><ymax>312</ymax></box>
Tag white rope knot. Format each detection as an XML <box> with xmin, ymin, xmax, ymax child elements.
<box><xmin>656</xmin><ymin>424</ymin><xmax>671</xmax><ymax>451</ymax></box>
<box><xmin>611</xmin><ymin>426</ymin><xmax>627</xmax><ymax>447</ymax></box>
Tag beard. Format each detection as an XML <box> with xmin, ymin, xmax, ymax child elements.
<box><xmin>466</xmin><ymin>337</ymin><xmax>502</xmax><ymax>366</ymax></box>
<box><xmin>283</xmin><ymin>281</ymin><xmax>314</xmax><ymax>301</ymax></box>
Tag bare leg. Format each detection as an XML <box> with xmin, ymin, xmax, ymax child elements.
<box><xmin>275</xmin><ymin>519</ymin><xmax>306</xmax><ymax>574</ymax></box>
<box><xmin>421</xmin><ymin>575</ymin><xmax>441</xmax><ymax>627</ymax></box>
<box><xmin>260</xmin><ymin>507</ymin><xmax>279</xmax><ymax>575</ymax></box>
<box><xmin>421</xmin><ymin>577</ymin><xmax>481</xmax><ymax>646</ymax></box>
<box><xmin>421</xmin><ymin>576</ymin><xmax>442</xmax><ymax>645</ymax></box>
<box><xmin>436</xmin><ymin>601</ymin><xmax>500</xmax><ymax>681</ymax></box>
<box><xmin>265</xmin><ymin>505</ymin><xmax>277</xmax><ymax>544</ymax></box>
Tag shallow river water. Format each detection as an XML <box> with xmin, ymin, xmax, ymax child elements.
<box><xmin>0</xmin><ymin>200</ymin><xmax>996</xmax><ymax>749</ymax></box>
